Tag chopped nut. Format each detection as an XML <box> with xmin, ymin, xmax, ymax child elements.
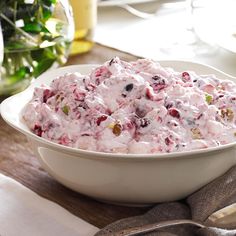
<box><xmin>220</xmin><ymin>108</ymin><xmax>234</xmax><ymax>121</ymax></box>
<box><xmin>217</xmin><ymin>84</ymin><xmax>225</xmax><ymax>91</ymax></box>
<box><xmin>62</xmin><ymin>105</ymin><xmax>69</xmax><ymax>115</ymax></box>
<box><xmin>112</xmin><ymin>123</ymin><xmax>122</xmax><ymax>136</ymax></box>
<box><xmin>108</xmin><ymin>123</ymin><xmax>115</xmax><ymax>129</ymax></box>
<box><xmin>191</xmin><ymin>127</ymin><xmax>202</xmax><ymax>139</ymax></box>
<box><xmin>205</xmin><ymin>94</ymin><xmax>213</xmax><ymax>104</ymax></box>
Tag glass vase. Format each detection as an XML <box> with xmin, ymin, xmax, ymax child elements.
<box><xmin>0</xmin><ymin>0</ymin><xmax>74</xmax><ymax>97</ymax></box>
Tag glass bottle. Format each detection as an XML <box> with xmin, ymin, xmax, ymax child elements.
<box><xmin>69</xmin><ymin>0</ymin><xmax>97</xmax><ymax>55</ymax></box>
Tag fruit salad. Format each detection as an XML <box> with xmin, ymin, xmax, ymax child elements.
<box><xmin>22</xmin><ymin>57</ymin><xmax>236</xmax><ymax>154</ymax></box>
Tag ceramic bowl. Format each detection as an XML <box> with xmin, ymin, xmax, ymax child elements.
<box><xmin>1</xmin><ymin>61</ymin><xmax>236</xmax><ymax>205</ymax></box>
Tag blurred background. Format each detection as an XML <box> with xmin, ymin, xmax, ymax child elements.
<box><xmin>95</xmin><ymin>0</ymin><xmax>236</xmax><ymax>75</ymax></box>
<box><xmin>0</xmin><ymin>0</ymin><xmax>235</xmax><ymax>96</ymax></box>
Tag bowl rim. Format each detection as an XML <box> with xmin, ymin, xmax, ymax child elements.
<box><xmin>1</xmin><ymin>61</ymin><xmax>236</xmax><ymax>161</ymax></box>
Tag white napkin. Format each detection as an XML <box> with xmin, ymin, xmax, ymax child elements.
<box><xmin>0</xmin><ymin>173</ymin><xmax>99</xmax><ymax>236</ymax></box>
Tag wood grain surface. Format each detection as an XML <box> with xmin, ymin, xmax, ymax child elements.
<box><xmin>0</xmin><ymin>44</ymin><xmax>148</xmax><ymax>228</ymax></box>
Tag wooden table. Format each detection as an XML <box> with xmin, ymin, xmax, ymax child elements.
<box><xmin>0</xmin><ymin>44</ymin><xmax>148</xmax><ymax>229</ymax></box>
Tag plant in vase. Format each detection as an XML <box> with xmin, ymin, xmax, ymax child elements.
<box><xmin>0</xmin><ymin>0</ymin><xmax>74</xmax><ymax>96</ymax></box>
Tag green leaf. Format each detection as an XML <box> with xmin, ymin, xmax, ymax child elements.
<box><xmin>31</xmin><ymin>46</ymin><xmax>56</xmax><ymax>62</ymax></box>
<box><xmin>42</xmin><ymin>0</ymin><xmax>57</xmax><ymax>7</ymax></box>
<box><xmin>8</xmin><ymin>66</ymin><xmax>31</xmax><ymax>84</ymax></box>
<box><xmin>42</xmin><ymin>5</ymin><xmax>53</xmax><ymax>20</ymax></box>
<box><xmin>23</xmin><ymin>22</ymin><xmax>43</xmax><ymax>33</ymax></box>
<box><xmin>33</xmin><ymin>57</ymin><xmax>55</xmax><ymax>77</ymax></box>
<box><xmin>4</xmin><ymin>41</ymin><xmax>27</xmax><ymax>50</ymax></box>
<box><xmin>32</xmin><ymin>46</ymin><xmax>57</xmax><ymax>77</ymax></box>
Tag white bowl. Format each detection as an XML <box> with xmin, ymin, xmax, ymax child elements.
<box><xmin>1</xmin><ymin>61</ymin><xmax>236</xmax><ymax>205</ymax></box>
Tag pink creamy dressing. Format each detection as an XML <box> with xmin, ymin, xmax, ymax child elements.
<box><xmin>22</xmin><ymin>57</ymin><xmax>236</xmax><ymax>154</ymax></box>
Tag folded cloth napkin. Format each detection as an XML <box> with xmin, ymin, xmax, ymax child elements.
<box><xmin>0</xmin><ymin>173</ymin><xmax>98</xmax><ymax>236</ymax></box>
<box><xmin>95</xmin><ymin>166</ymin><xmax>236</xmax><ymax>236</ymax></box>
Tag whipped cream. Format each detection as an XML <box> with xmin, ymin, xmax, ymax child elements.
<box><xmin>22</xmin><ymin>57</ymin><xmax>236</xmax><ymax>154</ymax></box>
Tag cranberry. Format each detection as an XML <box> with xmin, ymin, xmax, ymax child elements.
<box><xmin>43</xmin><ymin>89</ymin><xmax>55</xmax><ymax>103</ymax></box>
<box><xmin>109</xmin><ymin>58</ymin><xmax>115</xmax><ymax>66</ymax></box>
<box><xmin>79</xmin><ymin>102</ymin><xmax>89</xmax><ymax>110</ymax></box>
<box><xmin>135</xmin><ymin>107</ymin><xmax>147</xmax><ymax>118</ymax></box>
<box><xmin>58</xmin><ymin>135</ymin><xmax>70</xmax><ymax>145</ymax></box>
<box><xmin>95</xmin><ymin>72</ymin><xmax>102</xmax><ymax>77</ymax></box>
<box><xmin>167</xmin><ymin>120</ymin><xmax>178</xmax><ymax>127</ymax></box>
<box><xmin>125</xmin><ymin>121</ymin><xmax>135</xmax><ymax>130</ymax></box>
<box><xmin>196</xmin><ymin>113</ymin><xmax>203</xmax><ymax>120</ymax></box>
<box><xmin>186</xmin><ymin>119</ymin><xmax>195</xmax><ymax>125</ymax></box>
<box><xmin>74</xmin><ymin>91</ymin><xmax>86</xmax><ymax>101</ymax></box>
<box><xmin>165</xmin><ymin>102</ymin><xmax>173</xmax><ymax>109</ymax></box>
<box><xmin>96</xmin><ymin>115</ymin><xmax>108</xmax><ymax>126</ymax></box>
<box><xmin>146</xmin><ymin>88</ymin><xmax>154</xmax><ymax>100</ymax></box>
<box><xmin>168</xmin><ymin>108</ymin><xmax>180</xmax><ymax>119</ymax></box>
<box><xmin>230</xmin><ymin>97</ymin><xmax>236</xmax><ymax>103</ymax></box>
<box><xmin>125</xmin><ymin>83</ymin><xmax>134</xmax><ymax>92</ymax></box>
<box><xmin>152</xmin><ymin>75</ymin><xmax>161</xmax><ymax>80</ymax></box>
<box><xmin>95</xmin><ymin>67</ymin><xmax>105</xmax><ymax>77</ymax></box>
<box><xmin>34</xmin><ymin>124</ymin><xmax>42</xmax><ymax>137</ymax></box>
<box><xmin>152</xmin><ymin>83</ymin><xmax>165</xmax><ymax>91</ymax></box>
<box><xmin>157</xmin><ymin>116</ymin><xmax>162</xmax><ymax>123</ymax></box>
<box><xmin>86</xmin><ymin>83</ymin><xmax>96</xmax><ymax>91</ymax></box>
<box><xmin>182</xmin><ymin>72</ymin><xmax>190</xmax><ymax>82</ymax></box>
<box><xmin>106</xmin><ymin>109</ymin><xmax>112</xmax><ymax>116</ymax></box>
<box><xmin>165</xmin><ymin>137</ymin><xmax>173</xmax><ymax>146</ymax></box>
<box><xmin>158</xmin><ymin>79</ymin><xmax>166</xmax><ymax>85</ymax></box>
<box><xmin>203</xmin><ymin>84</ymin><xmax>215</xmax><ymax>93</ymax></box>
<box><xmin>95</xmin><ymin>78</ymin><xmax>100</xmax><ymax>85</ymax></box>
<box><xmin>151</xmin><ymin>77</ymin><xmax>166</xmax><ymax>92</ymax></box>
<box><xmin>140</xmin><ymin>118</ymin><xmax>151</xmax><ymax>128</ymax></box>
